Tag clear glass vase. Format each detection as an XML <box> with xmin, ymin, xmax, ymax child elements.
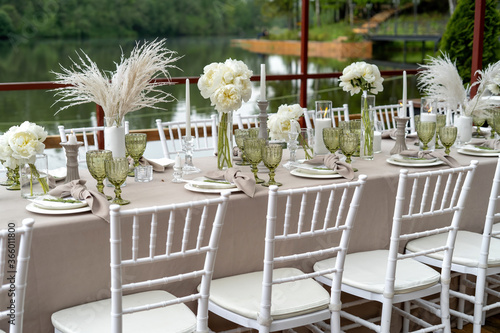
<box><xmin>104</xmin><ymin>115</ymin><xmax>126</xmax><ymax>158</ymax></box>
<box><xmin>20</xmin><ymin>153</ymin><xmax>49</xmax><ymax>198</ymax></box>
<box><xmin>361</xmin><ymin>91</ymin><xmax>375</xmax><ymax>160</ymax></box>
<box><xmin>217</xmin><ymin>112</ymin><xmax>233</xmax><ymax>170</ymax></box>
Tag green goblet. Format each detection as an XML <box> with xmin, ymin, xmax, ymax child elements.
<box><xmin>261</xmin><ymin>143</ymin><xmax>283</xmax><ymax>187</ymax></box>
<box><xmin>435</xmin><ymin>114</ymin><xmax>446</xmax><ymax>149</ymax></box>
<box><xmin>86</xmin><ymin>150</ymin><xmax>113</xmax><ymax>200</ymax></box>
<box><xmin>492</xmin><ymin>110</ymin><xmax>500</xmax><ymax>139</ymax></box>
<box><xmin>340</xmin><ymin>120</ymin><xmax>361</xmax><ymax>156</ymax></box>
<box><xmin>323</xmin><ymin>127</ymin><xmax>341</xmax><ymax>154</ymax></box>
<box><xmin>234</xmin><ymin>129</ymin><xmax>251</xmax><ymax>166</ymax></box>
<box><xmin>125</xmin><ymin>133</ymin><xmax>147</xmax><ymax>176</ymax></box>
<box><xmin>417</xmin><ymin>121</ymin><xmax>436</xmax><ymax>151</ymax></box>
<box><xmin>439</xmin><ymin>125</ymin><xmax>458</xmax><ymax>155</ymax></box>
<box><xmin>248</xmin><ymin>128</ymin><xmax>260</xmax><ymax>138</ymax></box>
<box><xmin>105</xmin><ymin>157</ymin><xmax>130</xmax><ymax>205</ymax></box>
<box><xmin>244</xmin><ymin>138</ymin><xmax>265</xmax><ymax>184</ymax></box>
<box><xmin>487</xmin><ymin>112</ymin><xmax>496</xmax><ymax>139</ymax></box>
<box><xmin>473</xmin><ymin>114</ymin><xmax>486</xmax><ymax>138</ymax></box>
<box><xmin>340</xmin><ymin>130</ymin><xmax>359</xmax><ymax>164</ymax></box>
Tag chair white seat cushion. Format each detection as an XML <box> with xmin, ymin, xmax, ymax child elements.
<box><xmin>51</xmin><ymin>290</ymin><xmax>196</xmax><ymax>333</ymax></box>
<box><xmin>406</xmin><ymin>230</ymin><xmax>500</xmax><ymax>268</ymax></box>
<box><xmin>314</xmin><ymin>249</ymin><xmax>440</xmax><ymax>294</ymax></box>
<box><xmin>208</xmin><ymin>267</ymin><xmax>330</xmax><ymax>320</ymax></box>
<box><xmin>493</xmin><ymin>223</ymin><xmax>500</xmax><ymax>238</ymax></box>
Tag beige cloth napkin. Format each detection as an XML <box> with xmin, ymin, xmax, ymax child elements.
<box><xmin>205</xmin><ymin>168</ymin><xmax>256</xmax><ymax>197</ymax></box>
<box><xmin>127</xmin><ymin>156</ymin><xmax>165</xmax><ymax>172</ymax></box>
<box><xmin>381</xmin><ymin>129</ymin><xmax>397</xmax><ymax>139</ymax></box>
<box><xmin>472</xmin><ymin>139</ymin><xmax>500</xmax><ymax>150</ymax></box>
<box><xmin>399</xmin><ymin>150</ymin><xmax>461</xmax><ymax>168</ymax></box>
<box><xmin>49</xmin><ymin>179</ymin><xmax>110</xmax><ymax>222</ymax></box>
<box><xmin>304</xmin><ymin>154</ymin><xmax>355</xmax><ymax>180</ymax></box>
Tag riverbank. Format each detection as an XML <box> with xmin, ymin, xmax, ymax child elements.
<box><xmin>231</xmin><ymin>38</ymin><xmax>372</xmax><ymax>60</ymax></box>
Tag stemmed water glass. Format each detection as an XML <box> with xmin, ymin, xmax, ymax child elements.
<box><xmin>340</xmin><ymin>130</ymin><xmax>359</xmax><ymax>164</ymax></box>
<box><xmin>473</xmin><ymin>114</ymin><xmax>486</xmax><ymax>137</ymax></box>
<box><xmin>261</xmin><ymin>143</ymin><xmax>283</xmax><ymax>187</ymax></box>
<box><xmin>244</xmin><ymin>138</ymin><xmax>265</xmax><ymax>184</ymax></box>
<box><xmin>492</xmin><ymin>110</ymin><xmax>500</xmax><ymax>139</ymax></box>
<box><xmin>417</xmin><ymin>121</ymin><xmax>436</xmax><ymax>151</ymax></box>
<box><xmin>435</xmin><ymin>114</ymin><xmax>446</xmax><ymax>149</ymax></box>
<box><xmin>105</xmin><ymin>157</ymin><xmax>130</xmax><ymax>205</ymax></box>
<box><xmin>234</xmin><ymin>129</ymin><xmax>250</xmax><ymax>166</ymax></box>
<box><xmin>283</xmin><ymin>119</ymin><xmax>301</xmax><ymax>170</ymax></box>
<box><xmin>125</xmin><ymin>133</ymin><xmax>147</xmax><ymax>176</ymax></box>
<box><xmin>323</xmin><ymin>127</ymin><xmax>341</xmax><ymax>154</ymax></box>
<box><xmin>86</xmin><ymin>150</ymin><xmax>112</xmax><ymax>200</ymax></box>
<box><xmin>439</xmin><ymin>125</ymin><xmax>458</xmax><ymax>155</ymax></box>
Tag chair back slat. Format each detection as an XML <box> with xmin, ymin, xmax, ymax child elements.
<box><xmin>304</xmin><ymin>104</ymin><xmax>350</xmax><ymax>129</ymax></box>
<box><xmin>109</xmin><ymin>192</ymin><xmax>230</xmax><ymax>332</ymax></box>
<box><xmin>372</xmin><ymin>102</ymin><xmax>416</xmax><ymax>133</ymax></box>
<box><xmin>235</xmin><ymin>113</ymin><xmax>260</xmax><ymax>129</ymax></box>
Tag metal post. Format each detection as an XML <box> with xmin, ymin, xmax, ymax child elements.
<box><xmin>300</xmin><ymin>0</ymin><xmax>309</xmax><ymax>109</ymax></box>
<box><xmin>96</xmin><ymin>104</ymin><xmax>104</xmax><ymax>149</ymax></box>
<box><xmin>470</xmin><ymin>0</ymin><xmax>485</xmax><ymax>98</ymax></box>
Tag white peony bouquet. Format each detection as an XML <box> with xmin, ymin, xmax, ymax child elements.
<box><xmin>267</xmin><ymin>104</ymin><xmax>303</xmax><ymax>141</ymax></box>
<box><xmin>339</xmin><ymin>61</ymin><xmax>384</xmax><ymax>96</ymax></box>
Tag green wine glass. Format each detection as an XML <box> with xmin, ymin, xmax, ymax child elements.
<box><xmin>234</xmin><ymin>129</ymin><xmax>251</xmax><ymax>166</ymax></box>
<box><xmin>261</xmin><ymin>143</ymin><xmax>283</xmax><ymax>187</ymax></box>
<box><xmin>105</xmin><ymin>157</ymin><xmax>130</xmax><ymax>205</ymax></box>
<box><xmin>473</xmin><ymin>114</ymin><xmax>486</xmax><ymax>138</ymax></box>
<box><xmin>435</xmin><ymin>114</ymin><xmax>446</xmax><ymax>149</ymax></box>
<box><xmin>244</xmin><ymin>138</ymin><xmax>265</xmax><ymax>184</ymax></box>
<box><xmin>248</xmin><ymin>128</ymin><xmax>260</xmax><ymax>138</ymax></box>
<box><xmin>417</xmin><ymin>121</ymin><xmax>436</xmax><ymax>151</ymax></box>
<box><xmin>323</xmin><ymin>127</ymin><xmax>341</xmax><ymax>154</ymax></box>
<box><xmin>86</xmin><ymin>150</ymin><xmax>112</xmax><ymax>200</ymax></box>
<box><xmin>492</xmin><ymin>110</ymin><xmax>500</xmax><ymax>139</ymax></box>
<box><xmin>439</xmin><ymin>125</ymin><xmax>458</xmax><ymax>155</ymax></box>
<box><xmin>125</xmin><ymin>133</ymin><xmax>147</xmax><ymax>176</ymax></box>
<box><xmin>340</xmin><ymin>130</ymin><xmax>359</xmax><ymax>164</ymax></box>
<box><xmin>487</xmin><ymin>111</ymin><xmax>496</xmax><ymax>139</ymax></box>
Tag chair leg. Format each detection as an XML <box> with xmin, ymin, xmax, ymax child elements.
<box><xmin>380</xmin><ymin>297</ymin><xmax>393</xmax><ymax>333</ymax></box>
<box><xmin>456</xmin><ymin>274</ymin><xmax>467</xmax><ymax>329</ymax></box>
<box><xmin>473</xmin><ymin>271</ymin><xmax>488</xmax><ymax>333</ymax></box>
<box><xmin>441</xmin><ymin>282</ymin><xmax>452</xmax><ymax>333</ymax></box>
<box><xmin>402</xmin><ymin>301</ymin><xmax>410</xmax><ymax>333</ymax></box>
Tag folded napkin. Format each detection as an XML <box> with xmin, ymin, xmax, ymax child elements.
<box><xmin>399</xmin><ymin>150</ymin><xmax>460</xmax><ymax>168</ymax></box>
<box><xmin>381</xmin><ymin>128</ymin><xmax>397</xmax><ymax>139</ymax></box>
<box><xmin>304</xmin><ymin>154</ymin><xmax>355</xmax><ymax>180</ymax></box>
<box><xmin>205</xmin><ymin>168</ymin><xmax>256</xmax><ymax>197</ymax></box>
<box><xmin>128</xmin><ymin>156</ymin><xmax>165</xmax><ymax>172</ymax></box>
<box><xmin>472</xmin><ymin>139</ymin><xmax>500</xmax><ymax>150</ymax></box>
<box><xmin>49</xmin><ymin>179</ymin><xmax>110</xmax><ymax>222</ymax></box>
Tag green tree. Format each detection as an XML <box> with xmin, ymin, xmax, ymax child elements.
<box><xmin>0</xmin><ymin>9</ymin><xmax>13</xmax><ymax>38</ymax></box>
<box><xmin>440</xmin><ymin>0</ymin><xmax>500</xmax><ymax>84</ymax></box>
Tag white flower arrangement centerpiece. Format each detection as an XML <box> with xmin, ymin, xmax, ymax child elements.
<box><xmin>0</xmin><ymin>121</ymin><xmax>49</xmax><ymax>195</ymax></box>
<box><xmin>52</xmin><ymin>39</ymin><xmax>180</xmax><ymax>157</ymax></box>
<box><xmin>198</xmin><ymin>58</ymin><xmax>253</xmax><ymax>169</ymax></box>
<box><xmin>339</xmin><ymin>61</ymin><xmax>384</xmax><ymax>160</ymax></box>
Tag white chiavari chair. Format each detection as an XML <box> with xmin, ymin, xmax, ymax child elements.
<box><xmin>51</xmin><ymin>191</ymin><xmax>230</xmax><ymax>333</ymax></box>
<box><xmin>235</xmin><ymin>113</ymin><xmax>260</xmax><ymax>129</ymax></box>
<box><xmin>303</xmin><ymin>104</ymin><xmax>350</xmax><ymax>129</ymax></box>
<box><xmin>373</xmin><ymin>101</ymin><xmax>416</xmax><ymax>133</ymax></box>
<box><xmin>0</xmin><ymin>218</ymin><xmax>35</xmax><ymax>333</ymax></box>
<box><xmin>313</xmin><ymin>161</ymin><xmax>478</xmax><ymax>333</ymax></box>
<box><xmin>404</xmin><ymin>156</ymin><xmax>500</xmax><ymax>333</ymax></box>
<box><xmin>206</xmin><ymin>175</ymin><xmax>367</xmax><ymax>333</ymax></box>
<box><xmin>156</xmin><ymin>116</ymin><xmax>217</xmax><ymax>159</ymax></box>
<box><xmin>58</xmin><ymin>122</ymin><xmax>130</xmax><ymax>152</ymax></box>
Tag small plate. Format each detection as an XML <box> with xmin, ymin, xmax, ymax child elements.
<box><xmin>386</xmin><ymin>158</ymin><xmax>444</xmax><ymax>167</ymax></box>
<box><xmin>30</xmin><ymin>195</ymin><xmax>88</xmax><ymax>210</ymax></box>
<box><xmin>188</xmin><ymin>177</ymin><xmax>236</xmax><ymax>189</ymax></box>
<box><xmin>148</xmin><ymin>158</ymin><xmax>175</xmax><ymax>168</ymax></box>
<box><xmin>461</xmin><ymin>144</ymin><xmax>500</xmax><ymax>154</ymax></box>
<box><xmin>290</xmin><ymin>168</ymin><xmax>343</xmax><ymax>179</ymax></box>
<box><xmin>184</xmin><ymin>183</ymin><xmax>241</xmax><ymax>194</ymax></box>
<box><xmin>295</xmin><ymin>159</ymin><xmax>339</xmax><ymax>175</ymax></box>
<box><xmin>391</xmin><ymin>154</ymin><xmax>438</xmax><ymax>164</ymax></box>
<box><xmin>26</xmin><ymin>203</ymin><xmax>91</xmax><ymax>215</ymax></box>
<box><xmin>48</xmin><ymin>167</ymin><xmax>67</xmax><ymax>181</ymax></box>
<box><xmin>457</xmin><ymin>148</ymin><xmax>500</xmax><ymax>157</ymax></box>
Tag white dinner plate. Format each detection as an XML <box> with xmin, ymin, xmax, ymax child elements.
<box><xmin>294</xmin><ymin>164</ymin><xmax>337</xmax><ymax>175</ymax></box>
<box><xmin>391</xmin><ymin>154</ymin><xmax>438</xmax><ymax>164</ymax></box>
<box><xmin>386</xmin><ymin>158</ymin><xmax>444</xmax><ymax>167</ymax></box>
<box><xmin>26</xmin><ymin>202</ymin><xmax>91</xmax><ymax>215</ymax></box>
<box><xmin>461</xmin><ymin>144</ymin><xmax>500</xmax><ymax>154</ymax></box>
<box><xmin>184</xmin><ymin>183</ymin><xmax>241</xmax><ymax>194</ymax></box>
<box><xmin>457</xmin><ymin>148</ymin><xmax>500</xmax><ymax>157</ymax></box>
<box><xmin>290</xmin><ymin>168</ymin><xmax>344</xmax><ymax>179</ymax></box>
<box><xmin>48</xmin><ymin>167</ymin><xmax>67</xmax><ymax>181</ymax></box>
<box><xmin>148</xmin><ymin>158</ymin><xmax>175</xmax><ymax>168</ymax></box>
<box><xmin>187</xmin><ymin>177</ymin><xmax>236</xmax><ymax>189</ymax></box>
<box><xmin>30</xmin><ymin>195</ymin><xmax>88</xmax><ymax>210</ymax></box>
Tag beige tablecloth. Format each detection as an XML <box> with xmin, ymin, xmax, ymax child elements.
<box><xmin>0</xmin><ymin>139</ymin><xmax>496</xmax><ymax>333</ymax></box>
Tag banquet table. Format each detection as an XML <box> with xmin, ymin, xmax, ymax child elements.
<box><xmin>0</xmin><ymin>139</ymin><xmax>497</xmax><ymax>333</ymax></box>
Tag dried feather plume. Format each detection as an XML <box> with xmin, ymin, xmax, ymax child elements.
<box><xmin>51</xmin><ymin>39</ymin><xmax>181</xmax><ymax>126</ymax></box>
<box><xmin>417</xmin><ymin>53</ymin><xmax>500</xmax><ymax>117</ymax></box>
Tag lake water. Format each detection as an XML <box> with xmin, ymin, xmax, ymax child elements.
<box><xmin>0</xmin><ymin>36</ymin><xmax>424</xmax><ymax>135</ymax></box>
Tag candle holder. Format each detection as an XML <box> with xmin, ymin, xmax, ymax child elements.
<box><xmin>172</xmin><ymin>164</ymin><xmax>184</xmax><ymax>183</ymax></box>
<box><xmin>60</xmin><ymin>141</ymin><xmax>84</xmax><ymax>182</ymax></box>
<box><xmin>390</xmin><ymin>117</ymin><xmax>409</xmax><ymax>155</ymax></box>
<box><xmin>257</xmin><ymin>100</ymin><xmax>269</xmax><ymax>141</ymax></box>
<box><xmin>182</xmin><ymin>136</ymin><xmax>201</xmax><ymax>174</ymax></box>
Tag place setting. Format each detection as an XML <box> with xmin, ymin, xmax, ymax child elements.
<box><xmin>26</xmin><ymin>195</ymin><xmax>91</xmax><ymax>215</ymax></box>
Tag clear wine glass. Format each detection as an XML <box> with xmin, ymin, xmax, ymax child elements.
<box><xmin>234</xmin><ymin>129</ymin><xmax>250</xmax><ymax>166</ymax></box>
<box><xmin>417</xmin><ymin>121</ymin><xmax>436</xmax><ymax>151</ymax></box>
<box><xmin>340</xmin><ymin>130</ymin><xmax>358</xmax><ymax>164</ymax></box>
<box><xmin>86</xmin><ymin>150</ymin><xmax>112</xmax><ymax>200</ymax></box>
<box><xmin>439</xmin><ymin>125</ymin><xmax>458</xmax><ymax>155</ymax></box>
<box><xmin>244</xmin><ymin>138</ymin><xmax>265</xmax><ymax>184</ymax></box>
<box><xmin>323</xmin><ymin>127</ymin><xmax>341</xmax><ymax>154</ymax></box>
<box><xmin>261</xmin><ymin>143</ymin><xmax>283</xmax><ymax>187</ymax></box>
<box><xmin>283</xmin><ymin>119</ymin><xmax>301</xmax><ymax>170</ymax></box>
<box><xmin>125</xmin><ymin>133</ymin><xmax>147</xmax><ymax>176</ymax></box>
<box><xmin>105</xmin><ymin>157</ymin><xmax>130</xmax><ymax>205</ymax></box>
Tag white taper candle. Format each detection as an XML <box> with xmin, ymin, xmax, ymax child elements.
<box><xmin>260</xmin><ymin>64</ymin><xmax>266</xmax><ymax>101</ymax></box>
<box><xmin>185</xmin><ymin>79</ymin><xmax>191</xmax><ymax>139</ymax></box>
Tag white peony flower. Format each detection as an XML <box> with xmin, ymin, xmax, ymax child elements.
<box><xmin>5</xmin><ymin>122</ymin><xmax>47</xmax><ymax>164</ymax></box>
<box><xmin>211</xmin><ymin>85</ymin><xmax>242</xmax><ymax>114</ymax></box>
<box><xmin>277</xmin><ymin>104</ymin><xmax>303</xmax><ymax>120</ymax></box>
<box><xmin>339</xmin><ymin>61</ymin><xmax>384</xmax><ymax>96</ymax></box>
<box><xmin>267</xmin><ymin>113</ymin><xmax>291</xmax><ymax>141</ymax></box>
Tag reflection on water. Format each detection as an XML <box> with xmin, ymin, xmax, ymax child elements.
<box><xmin>0</xmin><ymin>37</ymin><xmax>421</xmax><ymax>135</ymax></box>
